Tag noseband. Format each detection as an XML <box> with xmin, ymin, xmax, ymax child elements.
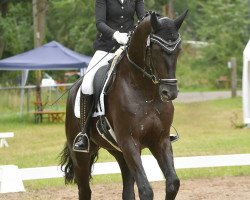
<box><xmin>126</xmin><ymin>33</ymin><xmax>181</xmax><ymax>85</ymax></box>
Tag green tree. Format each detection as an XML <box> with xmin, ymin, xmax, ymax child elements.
<box><xmin>195</xmin><ymin>1</ymin><xmax>249</xmax><ymax>75</ymax></box>
<box><xmin>0</xmin><ymin>1</ymin><xmax>33</xmax><ymax>86</ymax></box>
<box><xmin>0</xmin><ymin>1</ymin><xmax>33</xmax><ymax>58</ymax></box>
<box><xmin>173</xmin><ymin>0</ymin><xmax>250</xmax><ymax>89</ymax></box>
<box><xmin>47</xmin><ymin>0</ymin><xmax>95</xmax><ymax>56</ymax></box>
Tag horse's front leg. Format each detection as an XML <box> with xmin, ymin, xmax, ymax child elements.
<box><xmin>120</xmin><ymin>138</ymin><xmax>153</xmax><ymax>200</ymax></box>
<box><xmin>108</xmin><ymin>150</ymin><xmax>135</xmax><ymax>200</ymax></box>
<box><xmin>149</xmin><ymin>137</ymin><xmax>180</xmax><ymax>200</ymax></box>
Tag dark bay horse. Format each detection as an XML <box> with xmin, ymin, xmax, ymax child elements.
<box><xmin>61</xmin><ymin>11</ymin><xmax>188</xmax><ymax>200</ymax></box>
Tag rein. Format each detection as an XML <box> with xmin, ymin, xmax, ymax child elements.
<box><xmin>126</xmin><ymin>34</ymin><xmax>181</xmax><ymax>85</ymax></box>
<box><xmin>126</xmin><ymin>48</ymin><xmax>158</xmax><ymax>83</ymax></box>
<box><xmin>49</xmin><ymin>46</ymin><xmax>116</xmax><ymax>107</ymax></box>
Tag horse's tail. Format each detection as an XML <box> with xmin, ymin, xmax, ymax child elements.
<box><xmin>59</xmin><ymin>143</ymin><xmax>75</xmax><ymax>184</ymax></box>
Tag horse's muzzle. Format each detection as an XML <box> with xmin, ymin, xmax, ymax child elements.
<box><xmin>159</xmin><ymin>85</ymin><xmax>178</xmax><ymax>101</ymax></box>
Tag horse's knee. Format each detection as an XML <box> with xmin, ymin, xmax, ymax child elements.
<box><xmin>138</xmin><ymin>185</ymin><xmax>153</xmax><ymax>200</ymax></box>
<box><xmin>166</xmin><ymin>178</ymin><xmax>180</xmax><ymax>200</ymax></box>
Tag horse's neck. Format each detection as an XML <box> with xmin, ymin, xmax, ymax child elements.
<box><xmin>122</xmin><ymin>17</ymin><xmax>156</xmax><ymax>97</ymax></box>
<box><xmin>119</xmin><ymin>17</ymin><xmax>157</xmax><ymax>100</ymax></box>
<box><xmin>128</xmin><ymin>17</ymin><xmax>152</xmax><ymax>66</ymax></box>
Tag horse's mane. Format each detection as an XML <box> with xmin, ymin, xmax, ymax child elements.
<box><xmin>127</xmin><ymin>11</ymin><xmax>162</xmax><ymax>44</ymax></box>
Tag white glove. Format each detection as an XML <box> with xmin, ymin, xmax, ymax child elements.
<box><xmin>113</xmin><ymin>31</ymin><xmax>128</xmax><ymax>45</ymax></box>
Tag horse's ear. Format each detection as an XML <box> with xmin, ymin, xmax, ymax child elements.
<box><xmin>151</xmin><ymin>12</ymin><xmax>161</xmax><ymax>32</ymax></box>
<box><xmin>174</xmin><ymin>10</ymin><xmax>188</xmax><ymax>30</ymax></box>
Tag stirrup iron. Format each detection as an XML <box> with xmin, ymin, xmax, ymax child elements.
<box><xmin>73</xmin><ymin>132</ymin><xmax>90</xmax><ymax>153</ymax></box>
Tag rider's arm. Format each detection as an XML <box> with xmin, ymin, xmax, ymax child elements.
<box><xmin>95</xmin><ymin>0</ymin><xmax>116</xmax><ymax>39</ymax></box>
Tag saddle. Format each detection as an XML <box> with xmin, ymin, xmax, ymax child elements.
<box><xmin>93</xmin><ymin>47</ymin><xmax>125</xmax><ymax>114</ymax></box>
<box><xmin>92</xmin><ymin>47</ymin><xmax>125</xmax><ymax>151</ymax></box>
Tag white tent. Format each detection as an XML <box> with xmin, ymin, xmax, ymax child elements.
<box><xmin>243</xmin><ymin>40</ymin><xmax>250</xmax><ymax>126</ymax></box>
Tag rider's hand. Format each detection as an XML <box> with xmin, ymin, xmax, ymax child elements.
<box><xmin>113</xmin><ymin>31</ymin><xmax>128</xmax><ymax>45</ymax></box>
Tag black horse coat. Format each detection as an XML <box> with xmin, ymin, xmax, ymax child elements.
<box><xmin>93</xmin><ymin>0</ymin><xmax>145</xmax><ymax>52</ymax></box>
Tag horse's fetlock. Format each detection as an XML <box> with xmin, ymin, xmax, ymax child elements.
<box><xmin>166</xmin><ymin>178</ymin><xmax>180</xmax><ymax>200</ymax></box>
<box><xmin>139</xmin><ymin>185</ymin><xmax>153</xmax><ymax>200</ymax></box>
<box><xmin>78</xmin><ymin>187</ymin><xmax>91</xmax><ymax>200</ymax></box>
<box><xmin>172</xmin><ymin>178</ymin><xmax>180</xmax><ymax>189</ymax></box>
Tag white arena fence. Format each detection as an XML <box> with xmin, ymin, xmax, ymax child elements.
<box><xmin>1</xmin><ymin>154</ymin><xmax>250</xmax><ymax>193</ymax></box>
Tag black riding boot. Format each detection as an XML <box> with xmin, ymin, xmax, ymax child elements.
<box><xmin>73</xmin><ymin>94</ymin><xmax>93</xmax><ymax>153</ymax></box>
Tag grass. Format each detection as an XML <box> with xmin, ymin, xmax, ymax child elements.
<box><xmin>0</xmin><ymin>97</ymin><xmax>250</xmax><ymax>189</ymax></box>
<box><xmin>172</xmin><ymin>97</ymin><xmax>250</xmax><ymax>156</ymax></box>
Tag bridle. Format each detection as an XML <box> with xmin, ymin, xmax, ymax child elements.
<box><xmin>126</xmin><ymin>33</ymin><xmax>181</xmax><ymax>86</ymax></box>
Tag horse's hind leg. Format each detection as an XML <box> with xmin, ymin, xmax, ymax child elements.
<box><xmin>149</xmin><ymin>137</ymin><xmax>180</xmax><ymax>200</ymax></box>
<box><xmin>72</xmin><ymin>145</ymin><xmax>98</xmax><ymax>200</ymax></box>
<box><xmin>72</xmin><ymin>153</ymin><xmax>93</xmax><ymax>200</ymax></box>
<box><xmin>108</xmin><ymin>150</ymin><xmax>135</xmax><ymax>200</ymax></box>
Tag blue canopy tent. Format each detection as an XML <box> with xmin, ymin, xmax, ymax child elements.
<box><xmin>0</xmin><ymin>41</ymin><xmax>91</xmax><ymax>113</ymax></box>
<box><xmin>0</xmin><ymin>40</ymin><xmax>91</xmax><ymax>70</ymax></box>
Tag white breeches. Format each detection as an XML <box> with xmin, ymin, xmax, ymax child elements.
<box><xmin>81</xmin><ymin>50</ymin><xmax>114</xmax><ymax>94</ymax></box>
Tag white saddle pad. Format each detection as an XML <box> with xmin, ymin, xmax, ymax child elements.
<box><xmin>74</xmin><ymin>86</ymin><xmax>105</xmax><ymax>118</ymax></box>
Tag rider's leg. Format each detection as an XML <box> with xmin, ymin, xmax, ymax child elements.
<box><xmin>81</xmin><ymin>51</ymin><xmax>115</xmax><ymax>94</ymax></box>
<box><xmin>73</xmin><ymin>50</ymin><xmax>114</xmax><ymax>152</ymax></box>
<box><xmin>73</xmin><ymin>93</ymin><xmax>93</xmax><ymax>152</ymax></box>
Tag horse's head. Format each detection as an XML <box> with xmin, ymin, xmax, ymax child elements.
<box><xmin>148</xmin><ymin>11</ymin><xmax>188</xmax><ymax>101</ymax></box>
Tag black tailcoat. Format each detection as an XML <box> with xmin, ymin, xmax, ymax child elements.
<box><xmin>93</xmin><ymin>0</ymin><xmax>145</xmax><ymax>52</ymax></box>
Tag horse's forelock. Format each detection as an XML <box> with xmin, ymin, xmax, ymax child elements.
<box><xmin>128</xmin><ymin>12</ymin><xmax>179</xmax><ymax>46</ymax></box>
<box><xmin>156</xmin><ymin>18</ymin><xmax>179</xmax><ymax>41</ymax></box>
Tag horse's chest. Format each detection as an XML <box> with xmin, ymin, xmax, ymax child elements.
<box><xmin>120</xmin><ymin>100</ymin><xmax>170</xmax><ymax>126</ymax></box>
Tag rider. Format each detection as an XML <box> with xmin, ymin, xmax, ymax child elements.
<box><xmin>73</xmin><ymin>0</ymin><xmax>145</xmax><ymax>152</ymax></box>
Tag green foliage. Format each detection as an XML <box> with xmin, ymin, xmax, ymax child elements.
<box><xmin>47</xmin><ymin>0</ymin><xmax>95</xmax><ymax>55</ymax></box>
<box><xmin>176</xmin><ymin>0</ymin><xmax>250</xmax><ymax>89</ymax></box>
<box><xmin>196</xmin><ymin>1</ymin><xmax>249</xmax><ymax>68</ymax></box>
<box><xmin>0</xmin><ymin>2</ymin><xmax>33</xmax><ymax>85</ymax></box>
<box><xmin>0</xmin><ymin>2</ymin><xmax>33</xmax><ymax>57</ymax></box>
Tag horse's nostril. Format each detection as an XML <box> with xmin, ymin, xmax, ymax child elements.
<box><xmin>161</xmin><ymin>90</ymin><xmax>169</xmax><ymax>98</ymax></box>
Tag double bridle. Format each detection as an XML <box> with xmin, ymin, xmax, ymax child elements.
<box><xmin>126</xmin><ymin>33</ymin><xmax>181</xmax><ymax>86</ymax></box>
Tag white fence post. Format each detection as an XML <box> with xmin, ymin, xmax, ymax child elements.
<box><xmin>243</xmin><ymin>40</ymin><xmax>250</xmax><ymax>126</ymax></box>
<box><xmin>0</xmin><ymin>165</ymin><xmax>25</xmax><ymax>193</ymax></box>
<box><xmin>0</xmin><ymin>132</ymin><xmax>14</xmax><ymax>148</ymax></box>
